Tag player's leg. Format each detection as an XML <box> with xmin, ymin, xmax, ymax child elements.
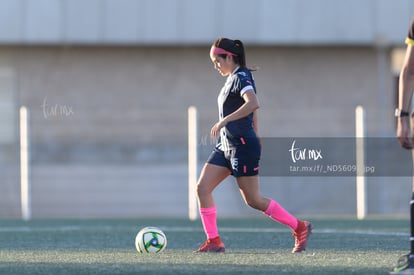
<box><xmin>197</xmin><ymin>163</ymin><xmax>230</xmax><ymax>208</ymax></box>
<box><xmin>236</xmin><ymin>175</ymin><xmax>268</xmax><ymax>211</ymax></box>
<box><xmin>236</xmin><ymin>176</ymin><xmax>312</xmax><ymax>253</ymax></box>
<box><xmin>397</xmin><ymin>150</ymin><xmax>414</xmax><ymax>270</ymax></box>
<box><xmin>234</xmin><ymin>140</ymin><xmax>299</xmax><ymax>231</ymax></box>
<box><xmin>410</xmin><ymin>113</ymin><xmax>414</xmax><ymax>257</ymax></box>
<box><xmin>391</xmin><ymin>182</ymin><xmax>414</xmax><ymax>273</ymax></box>
<box><xmin>236</xmin><ymin>176</ymin><xmax>297</xmax><ymax>229</ymax></box>
<box><xmin>411</xmin><ymin>184</ymin><xmax>414</xmax><ymax>255</ymax></box>
<box><xmin>194</xmin><ymin>163</ymin><xmax>230</xmax><ymax>253</ymax></box>
<box><xmin>391</xmin><ymin>115</ymin><xmax>414</xmax><ymax>273</ymax></box>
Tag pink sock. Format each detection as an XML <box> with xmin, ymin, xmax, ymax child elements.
<box><xmin>200</xmin><ymin>206</ymin><xmax>219</xmax><ymax>239</ymax></box>
<box><xmin>264</xmin><ymin>199</ymin><xmax>298</xmax><ymax>231</ymax></box>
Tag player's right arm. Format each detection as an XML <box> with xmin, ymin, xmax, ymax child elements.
<box><xmin>397</xmin><ymin>42</ymin><xmax>414</xmax><ymax>149</ymax></box>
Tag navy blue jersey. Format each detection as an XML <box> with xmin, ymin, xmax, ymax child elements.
<box><xmin>217</xmin><ymin>67</ymin><xmax>257</xmax><ymax>155</ymax></box>
<box><xmin>218</xmin><ymin>67</ymin><xmax>256</xmax><ymax>137</ymax></box>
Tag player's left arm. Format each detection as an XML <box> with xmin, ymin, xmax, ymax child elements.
<box><xmin>210</xmin><ymin>90</ymin><xmax>259</xmax><ymax>137</ymax></box>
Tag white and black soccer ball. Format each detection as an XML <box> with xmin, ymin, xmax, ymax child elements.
<box><xmin>135</xmin><ymin>227</ymin><xmax>167</xmax><ymax>253</ymax></box>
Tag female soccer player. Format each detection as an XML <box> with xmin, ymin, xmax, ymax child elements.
<box><xmin>393</xmin><ymin>17</ymin><xmax>414</xmax><ymax>273</ymax></box>
<box><xmin>194</xmin><ymin>38</ymin><xmax>312</xmax><ymax>253</ymax></box>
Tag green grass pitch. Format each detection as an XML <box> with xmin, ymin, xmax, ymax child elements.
<box><xmin>0</xmin><ymin>217</ymin><xmax>409</xmax><ymax>274</ymax></box>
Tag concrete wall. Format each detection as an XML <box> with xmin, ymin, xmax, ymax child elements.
<box><xmin>0</xmin><ymin>45</ymin><xmax>407</xmax><ymax>218</ymax></box>
<box><xmin>13</xmin><ymin>46</ymin><xmax>394</xmax><ymax>144</ymax></box>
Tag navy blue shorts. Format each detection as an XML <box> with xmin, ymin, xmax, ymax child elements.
<box><xmin>207</xmin><ymin>136</ymin><xmax>260</xmax><ymax>177</ymax></box>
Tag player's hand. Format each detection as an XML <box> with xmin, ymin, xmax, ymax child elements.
<box><xmin>211</xmin><ymin>119</ymin><xmax>227</xmax><ymax>138</ymax></box>
<box><xmin>397</xmin><ymin>117</ymin><xmax>413</xmax><ymax>149</ymax></box>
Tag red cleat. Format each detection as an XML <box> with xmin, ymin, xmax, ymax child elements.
<box><xmin>194</xmin><ymin>236</ymin><xmax>225</xmax><ymax>253</ymax></box>
<box><xmin>292</xmin><ymin>220</ymin><xmax>312</xmax><ymax>253</ymax></box>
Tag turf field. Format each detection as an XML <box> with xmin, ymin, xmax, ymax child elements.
<box><xmin>0</xmin><ymin>217</ymin><xmax>409</xmax><ymax>274</ymax></box>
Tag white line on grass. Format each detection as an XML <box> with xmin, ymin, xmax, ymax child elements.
<box><xmin>166</xmin><ymin>227</ymin><xmax>409</xmax><ymax>237</ymax></box>
<box><xmin>0</xmin><ymin>225</ymin><xmax>408</xmax><ymax>237</ymax></box>
<box><xmin>0</xmin><ymin>226</ymin><xmax>83</xmax><ymax>232</ymax></box>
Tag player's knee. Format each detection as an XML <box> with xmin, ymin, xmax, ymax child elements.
<box><xmin>244</xmin><ymin>197</ymin><xmax>261</xmax><ymax>210</ymax></box>
<box><xmin>196</xmin><ymin>182</ymin><xmax>210</xmax><ymax>198</ymax></box>
<box><xmin>244</xmin><ymin>196</ymin><xmax>266</xmax><ymax>211</ymax></box>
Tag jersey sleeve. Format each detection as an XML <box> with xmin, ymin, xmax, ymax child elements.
<box><xmin>406</xmin><ymin>18</ymin><xmax>414</xmax><ymax>46</ymax></box>
<box><xmin>234</xmin><ymin>71</ymin><xmax>255</xmax><ymax>97</ymax></box>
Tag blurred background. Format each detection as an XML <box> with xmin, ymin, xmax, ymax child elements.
<box><xmin>1</xmin><ymin>0</ymin><xmax>414</xmax><ymax>219</ymax></box>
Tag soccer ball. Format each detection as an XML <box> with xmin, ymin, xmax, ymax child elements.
<box><xmin>135</xmin><ymin>227</ymin><xmax>167</xmax><ymax>253</ymax></box>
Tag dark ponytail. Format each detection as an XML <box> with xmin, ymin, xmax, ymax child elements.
<box><xmin>232</xmin><ymin>39</ymin><xmax>246</xmax><ymax>68</ymax></box>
